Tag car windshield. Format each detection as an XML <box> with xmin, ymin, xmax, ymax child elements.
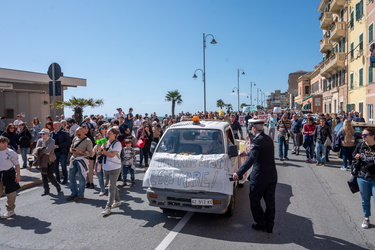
<box><xmin>156</xmin><ymin>129</ymin><xmax>225</xmax><ymax>155</ymax></box>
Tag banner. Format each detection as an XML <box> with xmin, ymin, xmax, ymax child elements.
<box><xmin>143</xmin><ymin>153</ymin><xmax>234</xmax><ymax>195</ymax></box>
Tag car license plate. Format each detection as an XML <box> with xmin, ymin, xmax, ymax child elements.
<box><xmin>191</xmin><ymin>199</ymin><xmax>213</xmax><ymax>206</ymax></box>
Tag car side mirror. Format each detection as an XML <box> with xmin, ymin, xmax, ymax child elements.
<box><xmin>228</xmin><ymin>144</ymin><xmax>238</xmax><ymax>158</ymax></box>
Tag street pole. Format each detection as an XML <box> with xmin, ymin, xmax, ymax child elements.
<box><xmin>201</xmin><ymin>33</ymin><xmax>216</xmax><ymax>116</ymax></box>
<box><xmin>52</xmin><ymin>64</ymin><xmax>56</xmax><ymax>119</ymax></box>
<box><xmin>237</xmin><ymin>69</ymin><xmax>245</xmax><ymax>111</ymax></box>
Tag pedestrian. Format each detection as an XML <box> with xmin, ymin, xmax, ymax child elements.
<box><xmin>51</xmin><ymin>122</ymin><xmax>71</xmax><ymax>184</ymax></box>
<box><xmin>66</xmin><ymin>127</ymin><xmax>93</xmax><ymax>201</ymax></box>
<box><xmin>352</xmin><ymin>127</ymin><xmax>375</xmax><ymax>229</ymax></box>
<box><xmin>302</xmin><ymin>117</ymin><xmax>316</xmax><ymax>163</ymax></box>
<box><xmin>34</xmin><ymin>128</ymin><xmax>61</xmax><ymax>196</ymax></box>
<box><xmin>31</xmin><ymin>117</ymin><xmax>43</xmax><ymax>148</ymax></box>
<box><xmin>125</xmin><ymin>108</ymin><xmax>135</xmax><ymax>134</ymax></box>
<box><xmin>232</xmin><ymin>119</ymin><xmax>277</xmax><ymax>233</ymax></box>
<box><xmin>0</xmin><ymin>136</ymin><xmax>21</xmax><ymax>219</ymax></box>
<box><xmin>120</xmin><ymin>139</ymin><xmax>136</xmax><ymax>186</ymax></box>
<box><xmin>229</xmin><ymin>114</ymin><xmax>243</xmax><ymax>140</ymax></box>
<box><xmin>114</xmin><ymin>108</ymin><xmax>125</xmax><ymax>120</ymax></box>
<box><xmin>13</xmin><ymin>114</ymin><xmax>24</xmax><ymax>131</ymax></box>
<box><xmin>1</xmin><ymin>123</ymin><xmax>18</xmax><ymax>152</ymax></box>
<box><xmin>337</xmin><ymin>120</ymin><xmax>355</xmax><ymax>171</ymax></box>
<box><xmin>100</xmin><ymin>127</ymin><xmax>122</xmax><ymax>216</ymax></box>
<box><xmin>92</xmin><ymin>133</ymin><xmax>106</xmax><ymax>196</ymax></box>
<box><xmin>18</xmin><ymin>123</ymin><xmax>32</xmax><ymax>168</ymax></box>
<box><xmin>267</xmin><ymin>112</ymin><xmax>277</xmax><ymax>141</ymax></box>
<box><xmin>81</xmin><ymin>124</ymin><xmax>95</xmax><ymax>189</ymax></box>
<box><xmin>152</xmin><ymin>121</ymin><xmax>162</xmax><ymax>143</ymax></box>
<box><xmin>136</xmin><ymin>121</ymin><xmax>148</xmax><ymax>167</ymax></box>
<box><xmin>291</xmin><ymin>114</ymin><xmax>303</xmax><ymax>155</ymax></box>
<box><xmin>314</xmin><ymin>117</ymin><xmax>332</xmax><ymax>166</ymax></box>
<box><xmin>276</xmin><ymin>113</ymin><xmax>292</xmax><ymax>161</ymax></box>
<box><xmin>141</xmin><ymin>123</ymin><xmax>153</xmax><ymax>172</ymax></box>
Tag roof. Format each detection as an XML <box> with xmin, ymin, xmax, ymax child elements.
<box><xmin>169</xmin><ymin>120</ymin><xmax>230</xmax><ymax>130</ymax></box>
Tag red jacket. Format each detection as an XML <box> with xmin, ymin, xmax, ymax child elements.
<box><xmin>303</xmin><ymin>123</ymin><xmax>316</xmax><ymax>137</ymax></box>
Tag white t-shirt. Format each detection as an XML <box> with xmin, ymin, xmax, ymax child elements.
<box><xmin>102</xmin><ymin>141</ymin><xmax>122</xmax><ymax>171</ymax></box>
<box><xmin>0</xmin><ymin>148</ymin><xmax>19</xmax><ymax>171</ymax></box>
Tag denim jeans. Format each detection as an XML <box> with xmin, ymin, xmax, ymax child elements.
<box><xmin>69</xmin><ymin>160</ymin><xmax>86</xmax><ymax>197</ymax></box>
<box><xmin>122</xmin><ymin>165</ymin><xmax>135</xmax><ymax>182</ymax></box>
<box><xmin>278</xmin><ymin>136</ymin><xmax>289</xmax><ymax>158</ymax></box>
<box><xmin>139</xmin><ymin>148</ymin><xmax>144</xmax><ymax>165</ymax></box>
<box><xmin>315</xmin><ymin>142</ymin><xmax>326</xmax><ymax>163</ymax></box>
<box><xmin>96</xmin><ymin>166</ymin><xmax>105</xmax><ymax>193</ymax></box>
<box><xmin>104</xmin><ymin>168</ymin><xmax>121</xmax><ymax>209</ymax></box>
<box><xmin>20</xmin><ymin>147</ymin><xmax>29</xmax><ymax>168</ymax></box>
<box><xmin>54</xmin><ymin>151</ymin><xmax>68</xmax><ymax>182</ymax></box>
<box><xmin>304</xmin><ymin>138</ymin><xmax>315</xmax><ymax>160</ymax></box>
<box><xmin>357</xmin><ymin>177</ymin><xmax>375</xmax><ymax>217</ymax></box>
<box><xmin>341</xmin><ymin>146</ymin><xmax>354</xmax><ymax>168</ymax></box>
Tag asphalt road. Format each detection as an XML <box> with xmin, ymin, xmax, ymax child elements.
<box><xmin>0</xmin><ymin>137</ymin><xmax>374</xmax><ymax>249</ymax></box>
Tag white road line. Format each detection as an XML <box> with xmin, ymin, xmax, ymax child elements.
<box><xmin>155</xmin><ymin>212</ymin><xmax>194</xmax><ymax>250</ymax></box>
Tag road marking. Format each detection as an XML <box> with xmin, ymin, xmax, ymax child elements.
<box><xmin>0</xmin><ymin>186</ymin><xmax>40</xmax><ymax>201</ymax></box>
<box><xmin>155</xmin><ymin>212</ymin><xmax>194</xmax><ymax>250</ymax></box>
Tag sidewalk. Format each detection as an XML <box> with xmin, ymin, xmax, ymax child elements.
<box><xmin>18</xmin><ymin>154</ymin><xmax>42</xmax><ymax>191</ymax></box>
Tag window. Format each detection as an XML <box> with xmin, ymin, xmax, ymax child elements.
<box><xmin>304</xmin><ymin>86</ymin><xmax>310</xmax><ymax>95</ymax></box>
<box><xmin>5</xmin><ymin>109</ymin><xmax>14</xmax><ymax>119</ymax></box>
<box><xmin>369</xmin><ymin>66</ymin><xmax>373</xmax><ymax>84</ymax></box>
<box><xmin>340</xmin><ymin>37</ymin><xmax>346</xmax><ymax>52</ymax></box>
<box><xmin>359</xmin><ymin>68</ymin><xmax>363</xmax><ymax>86</ymax></box>
<box><xmin>350</xmin><ymin>42</ymin><xmax>354</xmax><ymax>60</ymax></box>
<box><xmin>340</xmin><ymin>9</ymin><xmax>344</xmax><ymax>22</ymax></box>
<box><xmin>349</xmin><ymin>11</ymin><xmax>354</xmax><ymax>29</ymax></box>
<box><xmin>359</xmin><ymin>102</ymin><xmax>364</xmax><ymax>114</ymax></box>
<box><xmin>341</xmin><ymin>69</ymin><xmax>346</xmax><ymax>85</ymax></box>
<box><xmin>356</xmin><ymin>0</ymin><xmax>364</xmax><ymax>21</ymax></box>
<box><xmin>350</xmin><ymin>72</ymin><xmax>354</xmax><ymax>89</ymax></box>
<box><xmin>368</xmin><ymin>104</ymin><xmax>374</xmax><ymax>124</ymax></box>
<box><xmin>369</xmin><ymin>24</ymin><xmax>374</xmax><ymax>43</ymax></box>
<box><xmin>359</xmin><ymin>33</ymin><xmax>363</xmax><ymax>50</ymax></box>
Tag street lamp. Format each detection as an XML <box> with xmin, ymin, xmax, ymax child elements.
<box><xmin>248</xmin><ymin>82</ymin><xmax>256</xmax><ymax>106</ymax></box>
<box><xmin>236</xmin><ymin>69</ymin><xmax>245</xmax><ymax>111</ymax></box>
<box><xmin>192</xmin><ymin>33</ymin><xmax>217</xmax><ymax>116</ymax></box>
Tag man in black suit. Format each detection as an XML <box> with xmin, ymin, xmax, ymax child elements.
<box><xmin>52</xmin><ymin>122</ymin><xmax>71</xmax><ymax>184</ymax></box>
<box><xmin>233</xmin><ymin>119</ymin><xmax>277</xmax><ymax>233</ymax></box>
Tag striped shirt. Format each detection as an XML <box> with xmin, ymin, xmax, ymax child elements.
<box><xmin>277</xmin><ymin>118</ymin><xmax>292</xmax><ymax>137</ymax></box>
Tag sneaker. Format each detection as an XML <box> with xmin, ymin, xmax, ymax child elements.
<box><xmin>99</xmin><ymin>192</ymin><xmax>105</xmax><ymax>196</ymax></box>
<box><xmin>306</xmin><ymin>159</ymin><xmax>310</xmax><ymax>163</ymax></box>
<box><xmin>340</xmin><ymin>167</ymin><xmax>348</xmax><ymax>171</ymax></box>
<box><xmin>101</xmin><ymin>207</ymin><xmax>112</xmax><ymax>216</ymax></box>
<box><xmin>1</xmin><ymin>210</ymin><xmax>15</xmax><ymax>219</ymax></box>
<box><xmin>321</xmin><ymin>163</ymin><xmax>326</xmax><ymax>166</ymax></box>
<box><xmin>111</xmin><ymin>201</ymin><xmax>122</xmax><ymax>209</ymax></box>
<box><xmin>121</xmin><ymin>181</ymin><xmax>128</xmax><ymax>187</ymax></box>
<box><xmin>362</xmin><ymin>218</ymin><xmax>370</xmax><ymax>229</ymax></box>
<box><xmin>279</xmin><ymin>158</ymin><xmax>284</xmax><ymax>161</ymax></box>
<box><xmin>284</xmin><ymin>157</ymin><xmax>290</xmax><ymax>160</ymax></box>
<box><xmin>308</xmin><ymin>159</ymin><xmax>314</xmax><ymax>163</ymax></box>
<box><xmin>131</xmin><ymin>181</ymin><xmax>135</xmax><ymax>186</ymax></box>
<box><xmin>316</xmin><ymin>162</ymin><xmax>321</xmax><ymax>166</ymax></box>
<box><xmin>291</xmin><ymin>151</ymin><xmax>296</xmax><ymax>154</ymax></box>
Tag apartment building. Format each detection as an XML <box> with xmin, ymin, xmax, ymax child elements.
<box><xmin>366</xmin><ymin>0</ymin><xmax>375</xmax><ymax>124</ymax></box>
<box><xmin>266</xmin><ymin>90</ymin><xmax>289</xmax><ymax>109</ymax></box>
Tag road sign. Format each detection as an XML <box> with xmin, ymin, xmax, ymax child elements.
<box><xmin>47</xmin><ymin>63</ymin><xmax>62</xmax><ymax>81</ymax></box>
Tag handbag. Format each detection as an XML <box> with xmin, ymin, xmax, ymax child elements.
<box><xmin>324</xmin><ymin>136</ymin><xmax>332</xmax><ymax>147</ymax></box>
<box><xmin>347</xmin><ymin>175</ymin><xmax>360</xmax><ymax>194</ymax></box>
<box><xmin>136</xmin><ymin>138</ymin><xmax>146</xmax><ymax>148</ymax></box>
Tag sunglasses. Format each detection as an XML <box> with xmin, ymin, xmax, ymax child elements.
<box><xmin>76</xmin><ymin>134</ymin><xmax>83</xmax><ymax>136</ymax></box>
<box><xmin>362</xmin><ymin>134</ymin><xmax>372</xmax><ymax>138</ymax></box>
<box><xmin>99</xmin><ymin>128</ymin><xmax>105</xmax><ymax>130</ymax></box>
<box><xmin>362</xmin><ymin>134</ymin><xmax>373</xmax><ymax>138</ymax></box>
<box><xmin>40</xmin><ymin>133</ymin><xmax>47</xmax><ymax>135</ymax></box>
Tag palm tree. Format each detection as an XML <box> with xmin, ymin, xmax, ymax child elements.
<box><xmin>225</xmin><ymin>103</ymin><xmax>233</xmax><ymax>113</ymax></box>
<box><xmin>165</xmin><ymin>90</ymin><xmax>182</xmax><ymax>118</ymax></box>
<box><xmin>56</xmin><ymin>97</ymin><xmax>104</xmax><ymax>125</ymax></box>
<box><xmin>216</xmin><ymin>99</ymin><xmax>226</xmax><ymax>109</ymax></box>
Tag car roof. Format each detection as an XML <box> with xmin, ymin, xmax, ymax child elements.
<box><xmin>351</xmin><ymin>122</ymin><xmax>375</xmax><ymax>128</ymax></box>
<box><xmin>168</xmin><ymin>120</ymin><xmax>230</xmax><ymax>130</ymax></box>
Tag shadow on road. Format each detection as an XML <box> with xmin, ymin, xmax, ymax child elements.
<box><xmin>1</xmin><ymin>215</ymin><xmax>51</xmax><ymax>234</ymax></box>
<box><xmin>183</xmin><ymin>183</ymin><xmax>368</xmax><ymax>249</ymax></box>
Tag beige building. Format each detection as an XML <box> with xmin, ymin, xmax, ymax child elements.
<box><xmin>266</xmin><ymin>90</ymin><xmax>289</xmax><ymax>109</ymax></box>
<box><xmin>0</xmin><ymin>67</ymin><xmax>86</xmax><ymax>125</ymax></box>
<box><xmin>288</xmin><ymin>70</ymin><xmax>309</xmax><ymax>108</ymax></box>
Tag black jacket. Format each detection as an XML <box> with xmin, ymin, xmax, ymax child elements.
<box><xmin>1</xmin><ymin>132</ymin><xmax>18</xmax><ymax>151</ymax></box>
<box><xmin>51</xmin><ymin>129</ymin><xmax>71</xmax><ymax>154</ymax></box>
<box><xmin>352</xmin><ymin>142</ymin><xmax>375</xmax><ymax>180</ymax></box>
<box><xmin>18</xmin><ymin>129</ymin><xmax>32</xmax><ymax>148</ymax></box>
<box><xmin>236</xmin><ymin>132</ymin><xmax>278</xmax><ymax>185</ymax></box>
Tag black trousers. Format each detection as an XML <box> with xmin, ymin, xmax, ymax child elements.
<box><xmin>42</xmin><ymin>163</ymin><xmax>60</xmax><ymax>192</ymax></box>
<box><xmin>249</xmin><ymin>182</ymin><xmax>277</xmax><ymax>231</ymax></box>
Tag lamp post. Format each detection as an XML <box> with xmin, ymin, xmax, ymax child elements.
<box><xmin>249</xmin><ymin>82</ymin><xmax>256</xmax><ymax>106</ymax></box>
<box><xmin>237</xmin><ymin>69</ymin><xmax>245</xmax><ymax>111</ymax></box>
<box><xmin>192</xmin><ymin>33</ymin><xmax>217</xmax><ymax>116</ymax></box>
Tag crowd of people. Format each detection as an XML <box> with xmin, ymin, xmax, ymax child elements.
<box><xmin>0</xmin><ymin>107</ymin><xmax>374</xmax><ymax>228</ymax></box>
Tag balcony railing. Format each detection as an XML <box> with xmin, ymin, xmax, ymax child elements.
<box><xmin>330</xmin><ymin>0</ymin><xmax>346</xmax><ymax>13</ymax></box>
<box><xmin>320</xmin><ymin>52</ymin><xmax>346</xmax><ymax>77</ymax></box>
<box><xmin>320</xmin><ymin>12</ymin><xmax>333</xmax><ymax>30</ymax></box>
<box><xmin>320</xmin><ymin>37</ymin><xmax>333</xmax><ymax>53</ymax></box>
<box><xmin>330</xmin><ymin>22</ymin><xmax>346</xmax><ymax>42</ymax></box>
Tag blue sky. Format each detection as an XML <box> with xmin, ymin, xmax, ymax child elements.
<box><xmin>0</xmin><ymin>0</ymin><xmax>322</xmax><ymax>118</ymax></box>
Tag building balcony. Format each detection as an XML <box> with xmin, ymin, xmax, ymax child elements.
<box><xmin>320</xmin><ymin>12</ymin><xmax>333</xmax><ymax>30</ymax></box>
<box><xmin>320</xmin><ymin>37</ymin><xmax>333</xmax><ymax>53</ymax></box>
<box><xmin>330</xmin><ymin>0</ymin><xmax>346</xmax><ymax>13</ymax></box>
<box><xmin>329</xmin><ymin>22</ymin><xmax>346</xmax><ymax>42</ymax></box>
<box><xmin>318</xmin><ymin>0</ymin><xmax>329</xmax><ymax>12</ymax></box>
<box><xmin>320</xmin><ymin>52</ymin><xmax>346</xmax><ymax>77</ymax></box>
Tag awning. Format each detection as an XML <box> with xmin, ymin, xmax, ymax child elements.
<box><xmin>302</xmin><ymin>95</ymin><xmax>313</xmax><ymax>101</ymax></box>
<box><xmin>302</xmin><ymin>103</ymin><xmax>311</xmax><ymax>110</ymax></box>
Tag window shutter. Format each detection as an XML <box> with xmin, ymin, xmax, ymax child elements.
<box><xmin>359</xmin><ymin>68</ymin><xmax>363</xmax><ymax>86</ymax></box>
<box><xmin>370</xmin><ymin>24</ymin><xmax>374</xmax><ymax>43</ymax></box>
<box><xmin>369</xmin><ymin>67</ymin><xmax>373</xmax><ymax>84</ymax></box>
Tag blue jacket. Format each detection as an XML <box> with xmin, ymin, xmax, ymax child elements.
<box><xmin>51</xmin><ymin>129</ymin><xmax>71</xmax><ymax>154</ymax></box>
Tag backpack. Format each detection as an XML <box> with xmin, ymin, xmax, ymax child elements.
<box><xmin>332</xmin><ymin>134</ymin><xmax>342</xmax><ymax>152</ymax></box>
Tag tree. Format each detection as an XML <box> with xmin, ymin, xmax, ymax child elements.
<box><xmin>216</xmin><ymin>99</ymin><xmax>226</xmax><ymax>109</ymax></box>
<box><xmin>240</xmin><ymin>103</ymin><xmax>248</xmax><ymax>109</ymax></box>
<box><xmin>56</xmin><ymin>97</ymin><xmax>104</xmax><ymax>125</ymax></box>
<box><xmin>165</xmin><ymin>90</ymin><xmax>182</xmax><ymax>118</ymax></box>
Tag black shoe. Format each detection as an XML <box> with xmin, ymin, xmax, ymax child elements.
<box><xmin>90</xmin><ymin>183</ymin><xmax>95</xmax><ymax>189</ymax></box>
<box><xmin>291</xmin><ymin>151</ymin><xmax>296</xmax><ymax>154</ymax></box>
<box><xmin>56</xmin><ymin>179</ymin><xmax>61</xmax><ymax>184</ymax></box>
<box><xmin>284</xmin><ymin>157</ymin><xmax>290</xmax><ymax>160</ymax></box>
<box><xmin>41</xmin><ymin>191</ymin><xmax>50</xmax><ymax>196</ymax></box>
<box><xmin>326</xmin><ymin>159</ymin><xmax>330</xmax><ymax>162</ymax></box>
<box><xmin>266</xmin><ymin>227</ymin><xmax>273</xmax><ymax>233</ymax></box>
<box><xmin>279</xmin><ymin>158</ymin><xmax>284</xmax><ymax>161</ymax></box>
<box><xmin>86</xmin><ymin>182</ymin><xmax>90</xmax><ymax>188</ymax></box>
<box><xmin>61</xmin><ymin>180</ymin><xmax>68</xmax><ymax>185</ymax></box>
<box><xmin>56</xmin><ymin>185</ymin><xmax>61</xmax><ymax>193</ymax></box>
<box><xmin>296</xmin><ymin>152</ymin><xmax>299</xmax><ymax>155</ymax></box>
<box><xmin>66</xmin><ymin>196</ymin><xmax>76</xmax><ymax>201</ymax></box>
<box><xmin>252</xmin><ymin>224</ymin><xmax>266</xmax><ymax>231</ymax></box>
